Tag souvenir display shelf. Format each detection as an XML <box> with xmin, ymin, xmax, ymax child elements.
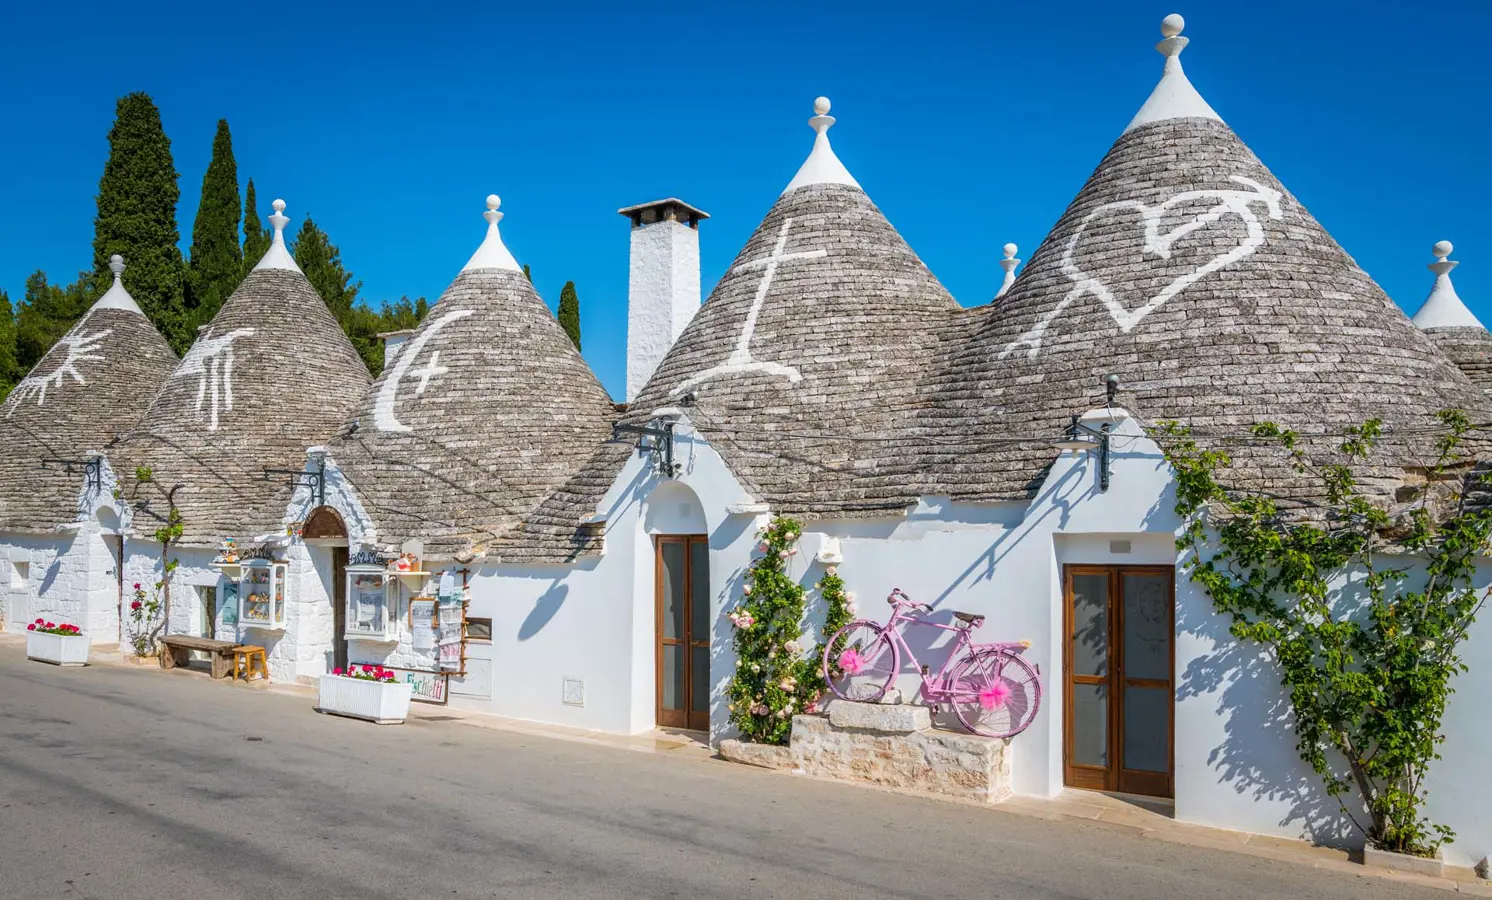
<box><xmin>345</xmin><ymin>564</ymin><xmax>399</xmax><ymax>643</ymax></box>
<box><xmin>238</xmin><ymin>560</ymin><xmax>287</xmax><ymax>630</ymax></box>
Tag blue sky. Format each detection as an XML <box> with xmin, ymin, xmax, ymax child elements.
<box><xmin>2</xmin><ymin>0</ymin><xmax>1488</xmax><ymax>399</ymax></box>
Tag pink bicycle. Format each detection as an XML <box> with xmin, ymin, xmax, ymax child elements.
<box><xmin>822</xmin><ymin>589</ymin><xmax>1042</xmax><ymax>738</ymax></box>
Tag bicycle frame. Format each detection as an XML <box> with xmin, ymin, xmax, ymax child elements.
<box><xmin>875</xmin><ymin>590</ymin><xmax>1027</xmax><ymax>704</ymax></box>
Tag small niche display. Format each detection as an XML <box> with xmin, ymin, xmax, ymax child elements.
<box><xmin>345</xmin><ymin>563</ymin><xmax>398</xmax><ymax>643</ymax></box>
<box><xmin>238</xmin><ymin>559</ymin><xmax>287</xmax><ymax>630</ymax></box>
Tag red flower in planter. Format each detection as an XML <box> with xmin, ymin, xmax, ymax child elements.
<box><xmin>27</xmin><ymin>624</ymin><xmax>35</xmax><ymax>631</ymax></box>
<box><xmin>35</xmin><ymin>618</ymin><xmax>43</xmax><ymax>625</ymax></box>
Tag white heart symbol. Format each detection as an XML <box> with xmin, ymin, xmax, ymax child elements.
<box><xmin>1002</xmin><ymin>175</ymin><xmax>1284</xmax><ymax>359</ymax></box>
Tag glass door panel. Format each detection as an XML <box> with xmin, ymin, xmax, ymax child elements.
<box><xmin>657</xmin><ymin>536</ymin><xmax>710</xmax><ymax>731</ymax></box>
<box><xmin>1065</xmin><ymin>566</ymin><xmax>1174</xmax><ymax>798</ymax></box>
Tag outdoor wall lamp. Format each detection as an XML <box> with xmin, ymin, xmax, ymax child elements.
<box><xmin>1050</xmin><ymin>375</ymin><xmax>1121</xmax><ymax>492</ymax></box>
<box><xmin>267</xmin><ymin>448</ymin><xmax>327</xmax><ymax>507</ymax></box>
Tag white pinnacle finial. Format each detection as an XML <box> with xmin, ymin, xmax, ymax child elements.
<box><xmin>783</xmin><ymin>95</ymin><xmax>861</xmax><ymax>194</ymax></box>
<box><xmin>252</xmin><ymin>197</ymin><xmax>303</xmax><ymax>273</ymax></box>
<box><xmin>90</xmin><ymin>254</ymin><xmax>143</xmax><ymax>314</ymax></box>
<box><xmin>996</xmin><ymin>243</ymin><xmax>1022</xmax><ymax>299</ymax></box>
<box><xmin>1413</xmin><ymin>239</ymin><xmax>1483</xmax><ymax>330</ymax></box>
<box><xmin>1125</xmin><ymin>13</ymin><xmax>1223</xmax><ymax>133</ymax></box>
<box><xmin>462</xmin><ymin>192</ymin><xmax>521</xmax><ymax>273</ymax></box>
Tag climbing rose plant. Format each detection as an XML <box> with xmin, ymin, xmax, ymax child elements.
<box><xmin>1159</xmin><ymin>410</ymin><xmax>1492</xmax><ymax>857</ymax></box>
<box><xmin>127</xmin><ymin>581</ymin><xmax>164</xmax><ymax>657</ymax></box>
<box><xmin>727</xmin><ymin>517</ymin><xmax>853</xmax><ymax>745</ymax></box>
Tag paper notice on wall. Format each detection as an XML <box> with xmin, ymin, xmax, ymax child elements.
<box><xmin>410</xmin><ymin>598</ymin><xmax>436</xmax><ymax>651</ymax></box>
<box><xmin>438</xmin><ymin>570</ymin><xmax>457</xmax><ymax>601</ymax></box>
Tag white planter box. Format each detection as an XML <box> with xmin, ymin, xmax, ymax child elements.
<box><xmin>1362</xmin><ymin>846</ymin><xmax>1444</xmax><ymax>877</ymax></box>
<box><xmin>317</xmin><ymin>675</ymin><xmax>413</xmax><ymax>725</ymax></box>
<box><xmin>27</xmin><ymin>632</ymin><xmax>90</xmax><ymax>666</ymax></box>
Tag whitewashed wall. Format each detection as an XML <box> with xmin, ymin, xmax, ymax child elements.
<box><xmin>1</xmin><ymin>524</ymin><xmax>119</xmax><ymax>639</ymax></box>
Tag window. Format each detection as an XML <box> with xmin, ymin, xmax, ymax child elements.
<box><xmin>196</xmin><ymin>586</ymin><xmax>218</xmax><ymax>639</ymax></box>
<box><xmin>345</xmin><ymin>566</ymin><xmax>397</xmax><ymax>642</ymax></box>
<box><xmin>10</xmin><ymin>561</ymin><xmax>29</xmax><ymax>589</ymax></box>
<box><xmin>466</xmin><ymin>617</ymin><xmax>492</xmax><ymax>642</ymax></box>
<box><xmin>238</xmin><ymin>562</ymin><xmax>287</xmax><ymax>630</ymax></box>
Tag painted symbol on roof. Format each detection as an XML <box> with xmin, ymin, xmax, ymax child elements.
<box><xmin>4</xmin><ymin>326</ymin><xmax>113</xmax><ymax>416</ymax></box>
<box><xmin>1000</xmin><ymin>175</ymin><xmax>1284</xmax><ymax>360</ymax></box>
<box><xmin>373</xmin><ymin>309</ymin><xmax>474</xmax><ymax>433</ymax></box>
<box><xmin>175</xmin><ymin>327</ymin><xmax>256</xmax><ymax>432</ymax></box>
<box><xmin>671</xmin><ymin>217</ymin><xmax>826</xmax><ymax>397</ymax></box>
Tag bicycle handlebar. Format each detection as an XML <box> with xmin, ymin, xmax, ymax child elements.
<box><xmin>887</xmin><ymin>589</ymin><xmax>932</xmax><ymax>612</ymax></box>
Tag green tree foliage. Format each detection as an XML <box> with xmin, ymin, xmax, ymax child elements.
<box><xmin>1160</xmin><ymin>411</ymin><xmax>1492</xmax><ymax>856</ymax></box>
<box><xmin>522</xmin><ymin>263</ymin><xmax>531</xmax><ymax>282</ymax></box>
<box><xmin>242</xmin><ymin>177</ymin><xmax>270</xmax><ymax>274</ymax></box>
<box><xmin>92</xmin><ymin>92</ymin><xmax>187</xmax><ymax>352</ymax></box>
<box><xmin>186</xmin><ymin>119</ymin><xmax>243</xmax><ymax>331</ymax></box>
<box><xmin>0</xmin><ymin>290</ymin><xmax>19</xmax><ymax>402</ymax></box>
<box><xmin>14</xmin><ymin>271</ymin><xmax>91</xmax><ymax>372</ymax></box>
<box><xmin>557</xmin><ymin>280</ymin><xmax>582</xmax><ymax>351</ymax></box>
<box><xmin>291</xmin><ymin>216</ymin><xmax>429</xmax><ymax>373</ymax></box>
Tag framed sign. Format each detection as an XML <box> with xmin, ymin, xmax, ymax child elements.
<box><xmin>384</xmin><ymin>667</ymin><xmax>448</xmax><ymax>705</ymax></box>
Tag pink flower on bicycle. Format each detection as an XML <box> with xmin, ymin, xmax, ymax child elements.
<box><xmin>838</xmin><ymin>648</ymin><xmax>865</xmax><ymax>675</ymax></box>
<box><xmin>979</xmin><ymin>681</ymin><xmax>1014</xmax><ymax>710</ymax></box>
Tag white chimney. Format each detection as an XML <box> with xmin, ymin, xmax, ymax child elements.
<box><xmin>620</xmin><ymin>198</ymin><xmax>707</xmax><ymax>402</ymax></box>
<box><xmin>377</xmin><ymin>329</ymin><xmax>416</xmax><ymax>373</ymax></box>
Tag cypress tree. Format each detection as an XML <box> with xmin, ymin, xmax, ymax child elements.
<box><xmin>557</xmin><ymin>280</ymin><xmax>581</xmax><ymax>351</ymax></box>
<box><xmin>92</xmin><ymin>92</ymin><xmax>187</xmax><ymax>352</ymax></box>
<box><xmin>242</xmin><ymin>178</ymin><xmax>270</xmax><ymax>273</ymax></box>
<box><xmin>522</xmin><ymin>264</ymin><xmax>532</xmax><ymax>282</ymax></box>
<box><xmin>0</xmin><ymin>289</ymin><xmax>18</xmax><ymax>402</ymax></box>
<box><xmin>186</xmin><ymin>119</ymin><xmax>242</xmax><ymax>330</ymax></box>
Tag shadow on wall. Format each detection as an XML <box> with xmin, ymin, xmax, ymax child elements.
<box><xmin>1175</xmin><ymin>568</ymin><xmax>1359</xmax><ymax>848</ymax></box>
<box><xmin>38</xmin><ymin>559</ymin><xmax>63</xmax><ymax>598</ymax></box>
<box><xmin>519</xmin><ymin>581</ymin><xmax>570</xmax><ymax>642</ymax></box>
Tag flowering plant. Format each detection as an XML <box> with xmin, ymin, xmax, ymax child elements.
<box><xmin>332</xmin><ymin>664</ymin><xmax>397</xmax><ymax>683</ymax></box>
<box><xmin>127</xmin><ymin>582</ymin><xmax>165</xmax><ymax>657</ymax></box>
<box><xmin>27</xmin><ymin>619</ymin><xmax>81</xmax><ymax>636</ymax></box>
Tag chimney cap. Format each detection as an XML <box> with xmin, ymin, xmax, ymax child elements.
<box><xmin>376</xmin><ymin>328</ymin><xmax>417</xmax><ymax>341</ymax></box>
<box><xmin>617</xmin><ymin>198</ymin><xmax>710</xmax><ymax>227</ymax></box>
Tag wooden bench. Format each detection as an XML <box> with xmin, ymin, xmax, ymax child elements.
<box><xmin>159</xmin><ymin>635</ymin><xmax>240</xmax><ymax>679</ymax></box>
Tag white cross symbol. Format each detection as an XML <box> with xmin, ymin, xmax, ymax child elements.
<box><xmin>409</xmin><ymin>351</ymin><xmax>448</xmax><ymax>395</ymax></box>
<box><xmin>671</xmin><ymin>217</ymin><xmax>826</xmax><ymax>397</ymax></box>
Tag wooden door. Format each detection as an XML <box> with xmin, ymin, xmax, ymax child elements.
<box><xmin>655</xmin><ymin>535</ymin><xmax>710</xmax><ymax>731</ymax></box>
<box><xmin>1063</xmin><ymin>565</ymin><xmax>1174</xmax><ymax>797</ymax></box>
<box><xmin>332</xmin><ymin>547</ymin><xmax>349</xmax><ymax>672</ymax></box>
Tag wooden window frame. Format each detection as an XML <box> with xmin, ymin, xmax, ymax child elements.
<box><xmin>1062</xmin><ymin>564</ymin><xmax>1175</xmax><ymax>798</ymax></box>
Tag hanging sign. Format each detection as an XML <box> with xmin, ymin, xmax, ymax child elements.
<box><xmin>383</xmin><ymin>667</ymin><xmax>449</xmax><ymax>705</ymax></box>
<box><xmin>435</xmin><ymin>570</ymin><xmax>463</xmax><ymax>672</ymax></box>
<box><xmin>350</xmin><ymin>549</ymin><xmax>389</xmax><ymax>567</ymax></box>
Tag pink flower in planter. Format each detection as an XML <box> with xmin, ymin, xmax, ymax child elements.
<box><xmin>332</xmin><ymin>667</ymin><xmax>344</xmax><ymax>676</ymax></box>
<box><xmin>838</xmin><ymin>648</ymin><xmax>865</xmax><ymax>675</ymax></box>
<box><xmin>979</xmin><ymin>681</ymin><xmax>1013</xmax><ymax>710</ymax></box>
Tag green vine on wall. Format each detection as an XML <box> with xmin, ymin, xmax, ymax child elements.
<box><xmin>726</xmin><ymin>517</ymin><xmax>854</xmax><ymax>745</ymax></box>
<box><xmin>1159</xmin><ymin>410</ymin><xmax>1492</xmax><ymax>857</ymax></box>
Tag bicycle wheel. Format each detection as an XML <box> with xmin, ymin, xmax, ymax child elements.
<box><xmin>947</xmin><ymin>648</ymin><xmax>1042</xmax><ymax>738</ymax></box>
<box><xmin>823</xmin><ymin>620</ymin><xmax>898</xmax><ymax>703</ymax></box>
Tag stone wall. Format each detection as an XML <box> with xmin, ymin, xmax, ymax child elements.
<box><xmin>721</xmin><ymin>703</ymin><xmax>1011</xmax><ymax>804</ymax></box>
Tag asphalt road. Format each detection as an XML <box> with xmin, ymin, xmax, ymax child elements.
<box><xmin>0</xmin><ymin>646</ymin><xmax>1445</xmax><ymax>900</ymax></box>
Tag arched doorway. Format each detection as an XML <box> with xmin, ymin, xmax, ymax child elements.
<box><xmin>643</xmin><ymin>482</ymin><xmax>710</xmax><ymax>731</ymax></box>
<box><xmin>302</xmin><ymin>506</ymin><xmax>350</xmax><ymax>671</ymax></box>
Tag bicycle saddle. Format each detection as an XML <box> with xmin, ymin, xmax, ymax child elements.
<box><xmin>952</xmin><ymin>611</ymin><xmax>985</xmax><ymax>627</ymax></box>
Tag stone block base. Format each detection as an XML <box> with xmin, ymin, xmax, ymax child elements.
<box><xmin>720</xmin><ymin>707</ymin><xmax>1010</xmax><ymax>804</ymax></box>
<box><xmin>1363</xmin><ymin>846</ymin><xmax>1444</xmax><ymax>877</ymax></box>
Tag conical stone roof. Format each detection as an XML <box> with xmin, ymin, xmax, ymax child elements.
<box><xmin>0</xmin><ymin>256</ymin><xmax>178</xmax><ymax>531</ymax></box>
<box><xmin>922</xmin><ymin>17</ymin><xmax>1492</xmax><ymax>504</ymax></box>
<box><xmin>503</xmin><ymin>98</ymin><xmax>962</xmax><ymax>563</ymax></box>
<box><xmin>629</xmin><ymin>98</ymin><xmax>959</xmax><ymax>515</ymax></box>
<box><xmin>1412</xmin><ymin>242</ymin><xmax>1492</xmax><ymax>393</ymax></box>
<box><xmin>328</xmin><ymin>196</ymin><xmax>616</xmax><ymax>559</ymax></box>
<box><xmin>118</xmin><ymin>202</ymin><xmax>371</xmax><ymax>545</ymax></box>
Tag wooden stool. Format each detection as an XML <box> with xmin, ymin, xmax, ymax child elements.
<box><xmin>232</xmin><ymin>645</ymin><xmax>269</xmax><ymax>682</ymax></box>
